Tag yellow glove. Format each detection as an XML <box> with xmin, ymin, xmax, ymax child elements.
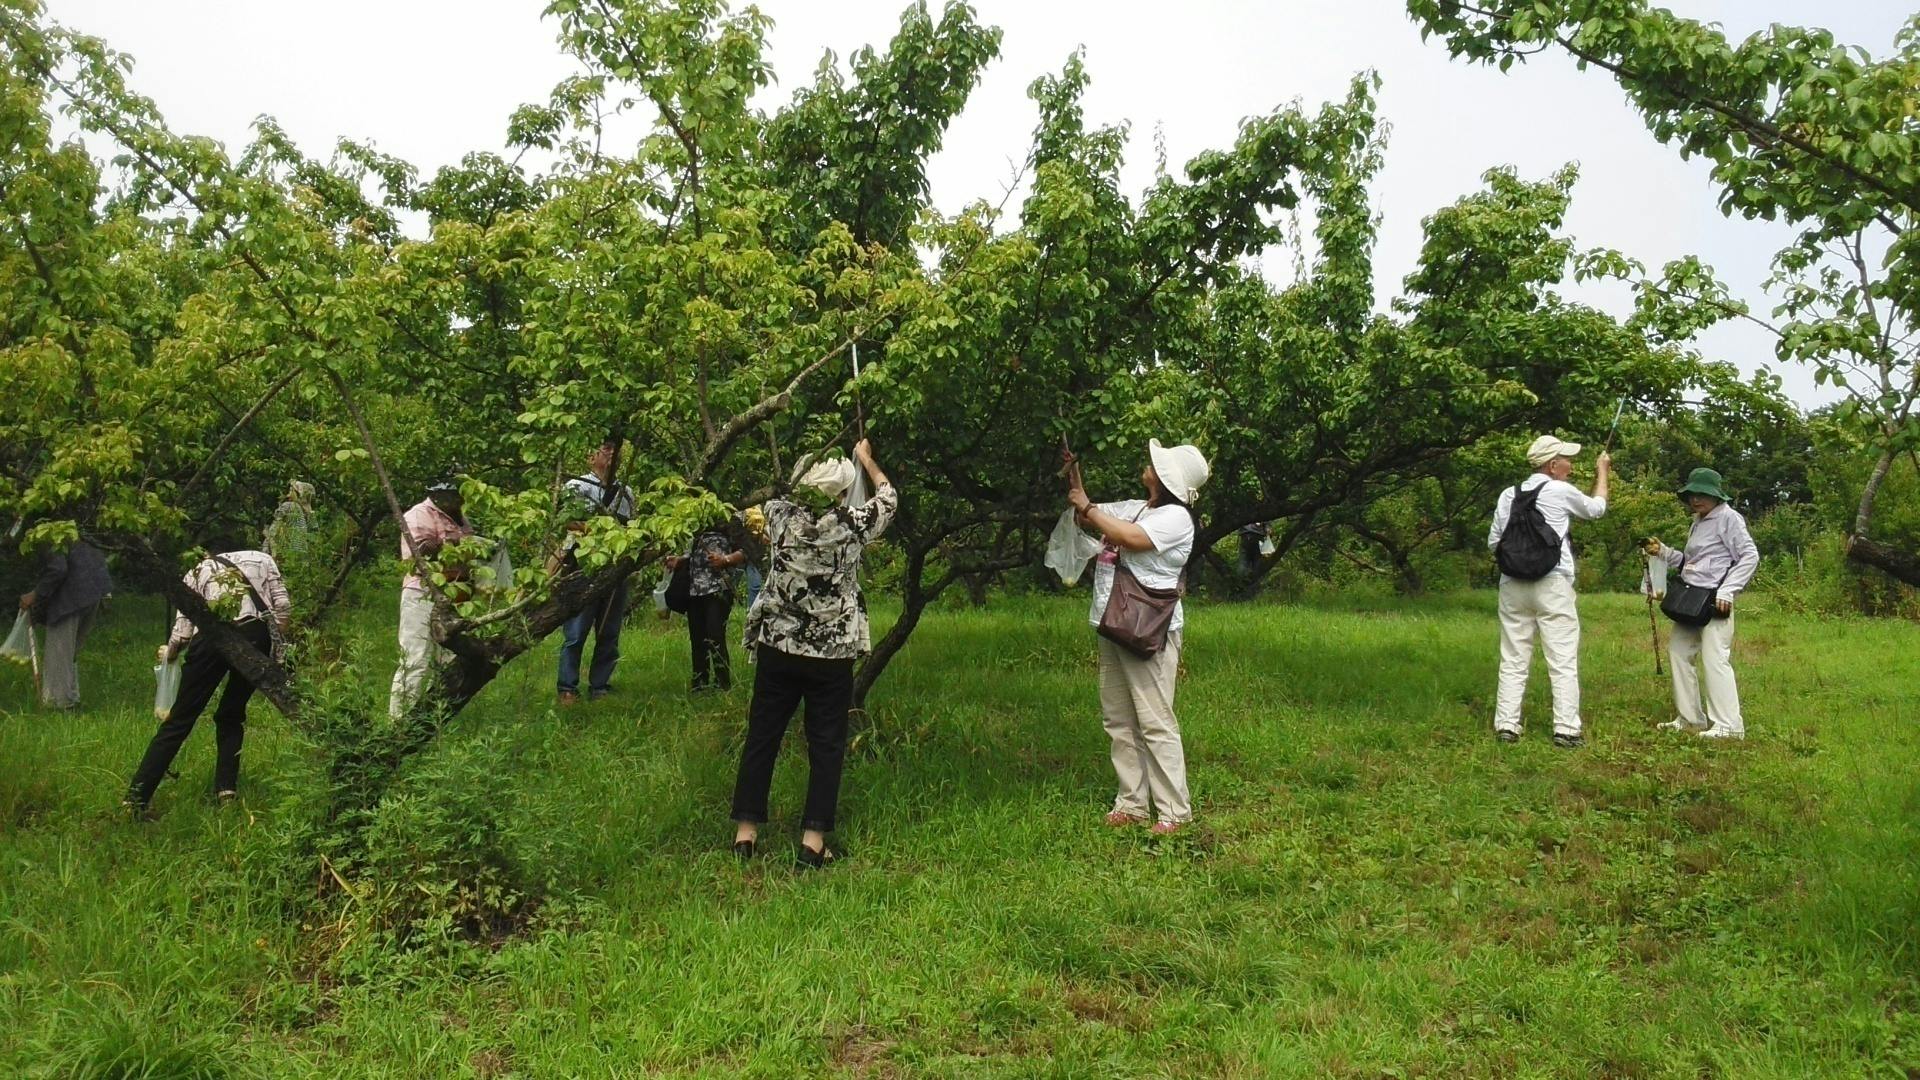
<box><xmin>1641</xmin><ymin>537</ymin><xmax>1663</xmax><ymax>556</ymax></box>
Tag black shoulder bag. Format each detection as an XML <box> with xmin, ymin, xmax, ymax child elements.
<box><xmin>1657</xmin><ymin>525</ymin><xmax>1731</xmax><ymax>628</ymax></box>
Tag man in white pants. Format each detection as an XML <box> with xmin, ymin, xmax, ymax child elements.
<box><xmin>389</xmin><ymin>479</ymin><xmax>474</xmax><ymax>719</ymax></box>
<box><xmin>1486</xmin><ymin>436</ymin><xmax>1611</xmax><ymax>748</ymax></box>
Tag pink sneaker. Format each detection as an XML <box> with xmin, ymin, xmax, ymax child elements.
<box><xmin>1149</xmin><ymin>820</ymin><xmax>1186</xmax><ymax>836</ymax></box>
<box><xmin>1104</xmin><ymin>810</ymin><xmax>1146</xmax><ymax>827</ymax></box>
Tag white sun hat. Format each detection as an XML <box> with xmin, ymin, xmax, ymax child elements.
<box><xmin>1526</xmin><ymin>435</ymin><xmax>1583</xmax><ymax>466</ymax></box>
<box><xmin>1148</xmin><ymin>439</ymin><xmax>1210</xmax><ymax>504</ymax></box>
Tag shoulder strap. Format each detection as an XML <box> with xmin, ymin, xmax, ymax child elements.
<box><xmin>209</xmin><ymin>554</ymin><xmax>271</xmax><ymax>620</ymax></box>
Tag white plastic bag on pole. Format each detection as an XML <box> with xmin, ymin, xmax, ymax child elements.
<box><xmin>1643</xmin><ymin>554</ymin><xmax>1667</xmax><ymax>598</ymax></box>
<box><xmin>0</xmin><ymin>611</ymin><xmax>31</xmax><ymax>664</ymax></box>
<box><xmin>653</xmin><ymin>572</ymin><xmax>672</xmax><ymax>614</ymax></box>
<box><xmin>153</xmin><ymin>658</ymin><xmax>183</xmax><ymax>720</ymax></box>
<box><xmin>1044</xmin><ymin>510</ymin><xmax>1103</xmax><ymax>586</ymax></box>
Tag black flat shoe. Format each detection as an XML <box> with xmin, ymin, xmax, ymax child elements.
<box><xmin>732</xmin><ymin>839</ymin><xmax>755</xmax><ymax>860</ymax></box>
<box><xmin>795</xmin><ymin>843</ymin><xmax>836</xmax><ymax>870</ymax></box>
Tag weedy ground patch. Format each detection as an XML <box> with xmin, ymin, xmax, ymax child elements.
<box><xmin>0</xmin><ymin>590</ymin><xmax>1913</xmax><ymax>1077</ymax></box>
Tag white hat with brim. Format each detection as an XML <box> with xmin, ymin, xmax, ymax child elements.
<box><xmin>1526</xmin><ymin>435</ymin><xmax>1582</xmax><ymax>467</ymax></box>
<box><xmin>793</xmin><ymin>456</ymin><xmax>857</xmax><ymax>500</ymax></box>
<box><xmin>1148</xmin><ymin>439</ymin><xmax>1210</xmax><ymax>505</ymax></box>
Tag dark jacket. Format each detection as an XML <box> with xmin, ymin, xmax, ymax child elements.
<box><xmin>32</xmin><ymin>541</ymin><xmax>112</xmax><ymax>625</ymax></box>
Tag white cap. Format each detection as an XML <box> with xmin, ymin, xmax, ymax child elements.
<box><xmin>1526</xmin><ymin>435</ymin><xmax>1582</xmax><ymax>467</ymax></box>
<box><xmin>792</xmin><ymin>456</ymin><xmax>857</xmax><ymax>499</ymax></box>
<box><xmin>1148</xmin><ymin>439</ymin><xmax>1210</xmax><ymax>504</ymax></box>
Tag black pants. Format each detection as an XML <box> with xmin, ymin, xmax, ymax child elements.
<box><xmin>128</xmin><ymin>619</ymin><xmax>270</xmax><ymax>805</ymax></box>
<box><xmin>730</xmin><ymin>645</ymin><xmax>854</xmax><ymax>833</ymax></box>
<box><xmin>688</xmin><ymin>593</ymin><xmax>733</xmax><ymax>690</ymax></box>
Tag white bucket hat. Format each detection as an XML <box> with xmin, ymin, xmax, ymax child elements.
<box><xmin>1526</xmin><ymin>435</ymin><xmax>1582</xmax><ymax>467</ymax></box>
<box><xmin>792</xmin><ymin>456</ymin><xmax>857</xmax><ymax>499</ymax></box>
<box><xmin>1148</xmin><ymin>439</ymin><xmax>1210</xmax><ymax>504</ymax></box>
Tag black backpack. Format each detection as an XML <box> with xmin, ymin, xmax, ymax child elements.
<box><xmin>1494</xmin><ymin>483</ymin><xmax>1562</xmax><ymax>581</ymax></box>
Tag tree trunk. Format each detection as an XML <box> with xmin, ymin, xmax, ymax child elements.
<box><xmin>1845</xmin><ymin>535</ymin><xmax>1920</xmax><ymax>588</ymax></box>
<box><xmin>852</xmin><ymin>545</ymin><xmax>930</xmax><ymax>712</ymax></box>
<box><xmin>1843</xmin><ymin>447</ymin><xmax>1920</xmax><ymax>586</ymax></box>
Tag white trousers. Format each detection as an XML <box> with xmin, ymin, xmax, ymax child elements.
<box><xmin>388</xmin><ymin>588</ymin><xmax>446</xmax><ymax>719</ymax></box>
<box><xmin>1668</xmin><ymin>612</ymin><xmax>1743</xmax><ymax>736</ymax></box>
<box><xmin>1098</xmin><ymin>631</ymin><xmax>1190</xmax><ymax>823</ymax></box>
<box><xmin>1493</xmin><ymin>575</ymin><xmax>1582</xmax><ymax>737</ymax></box>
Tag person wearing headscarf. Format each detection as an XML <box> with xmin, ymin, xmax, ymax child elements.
<box><xmin>727</xmin><ymin>439</ymin><xmax>895</xmax><ymax>868</ymax></box>
<box><xmin>264</xmin><ymin>480</ymin><xmax>316</xmax><ymax>560</ymax></box>
<box><xmin>1644</xmin><ymin>468</ymin><xmax>1761</xmax><ymax>740</ymax></box>
<box><xmin>1065</xmin><ymin>439</ymin><xmax>1209</xmax><ymax>836</ymax></box>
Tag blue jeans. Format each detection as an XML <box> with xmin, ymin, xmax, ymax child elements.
<box><xmin>745</xmin><ymin>563</ymin><xmax>764</xmax><ymax>609</ymax></box>
<box><xmin>557</xmin><ymin>577</ymin><xmax>630</xmax><ymax>695</ymax></box>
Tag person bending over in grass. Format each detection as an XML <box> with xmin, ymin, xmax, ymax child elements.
<box><xmin>125</xmin><ymin>537</ymin><xmax>291</xmax><ymax>816</ymax></box>
<box><xmin>728</xmin><ymin>438</ymin><xmax>895</xmax><ymax>869</ymax></box>
<box><xmin>1486</xmin><ymin>435</ymin><xmax>1610</xmax><ymax>749</ymax></box>
<box><xmin>1645</xmin><ymin>468</ymin><xmax>1760</xmax><ymax>741</ymax></box>
<box><xmin>1065</xmin><ymin>439</ymin><xmax>1210</xmax><ymax>836</ymax></box>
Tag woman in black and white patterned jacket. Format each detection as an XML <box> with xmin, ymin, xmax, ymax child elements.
<box><xmin>728</xmin><ymin>438</ymin><xmax>895</xmax><ymax>869</ymax></box>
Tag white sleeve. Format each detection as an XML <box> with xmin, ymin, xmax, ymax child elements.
<box><xmin>1556</xmin><ymin>481</ymin><xmax>1607</xmax><ymax>521</ymax></box>
<box><xmin>1487</xmin><ymin>488</ymin><xmax>1513</xmax><ymax>551</ymax></box>
<box><xmin>1138</xmin><ymin>506</ymin><xmax>1194</xmax><ymax>555</ymax></box>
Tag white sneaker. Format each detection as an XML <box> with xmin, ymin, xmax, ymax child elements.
<box><xmin>1659</xmin><ymin>718</ymin><xmax>1709</xmax><ymax>733</ymax></box>
<box><xmin>1697</xmin><ymin>728</ymin><xmax>1744</xmax><ymax>740</ymax></box>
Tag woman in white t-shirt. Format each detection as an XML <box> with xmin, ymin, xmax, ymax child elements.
<box><xmin>1065</xmin><ymin>439</ymin><xmax>1210</xmax><ymax>835</ymax></box>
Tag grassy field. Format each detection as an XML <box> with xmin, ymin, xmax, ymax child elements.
<box><xmin>0</xmin><ymin>586</ymin><xmax>1914</xmax><ymax>1078</ymax></box>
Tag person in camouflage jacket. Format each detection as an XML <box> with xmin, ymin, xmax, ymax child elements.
<box><xmin>729</xmin><ymin>439</ymin><xmax>895</xmax><ymax>869</ymax></box>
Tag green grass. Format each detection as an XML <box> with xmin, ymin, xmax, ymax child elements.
<box><xmin>0</xmin><ymin>586</ymin><xmax>1914</xmax><ymax>1077</ymax></box>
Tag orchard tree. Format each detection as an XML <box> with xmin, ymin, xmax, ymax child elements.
<box><xmin>844</xmin><ymin>64</ymin><xmax>1387</xmax><ymax>706</ymax></box>
<box><xmin>1146</xmin><ymin>148</ymin><xmax>1701</xmax><ymax>596</ymax></box>
<box><xmin>1408</xmin><ymin>0</ymin><xmax>1920</xmax><ymax>584</ymax></box>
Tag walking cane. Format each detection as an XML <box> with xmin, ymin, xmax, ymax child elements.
<box><xmin>1642</xmin><ymin>565</ymin><xmax>1663</xmax><ymax>676</ymax></box>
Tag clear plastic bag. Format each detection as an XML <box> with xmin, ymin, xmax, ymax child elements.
<box><xmin>1044</xmin><ymin>510</ymin><xmax>1104</xmax><ymax>586</ymax></box>
<box><xmin>0</xmin><ymin>611</ymin><xmax>31</xmax><ymax>664</ymax></box>
<box><xmin>153</xmin><ymin>658</ymin><xmax>183</xmax><ymax>720</ymax></box>
<box><xmin>480</xmin><ymin>540</ymin><xmax>514</xmax><ymax>593</ymax></box>
<box><xmin>1644</xmin><ymin>553</ymin><xmax>1668</xmax><ymax>599</ymax></box>
<box><xmin>653</xmin><ymin>572</ymin><xmax>672</xmax><ymax>614</ymax></box>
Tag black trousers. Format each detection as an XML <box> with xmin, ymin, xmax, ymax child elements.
<box><xmin>687</xmin><ymin>593</ymin><xmax>733</xmax><ymax>690</ymax></box>
<box><xmin>730</xmin><ymin>645</ymin><xmax>854</xmax><ymax>833</ymax></box>
<box><xmin>128</xmin><ymin>619</ymin><xmax>270</xmax><ymax>805</ymax></box>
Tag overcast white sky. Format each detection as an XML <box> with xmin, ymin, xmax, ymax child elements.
<box><xmin>40</xmin><ymin>0</ymin><xmax>1917</xmax><ymax>408</ymax></box>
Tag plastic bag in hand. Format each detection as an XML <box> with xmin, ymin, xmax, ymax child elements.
<box><xmin>153</xmin><ymin>657</ymin><xmax>183</xmax><ymax>720</ymax></box>
<box><xmin>0</xmin><ymin>611</ymin><xmax>31</xmax><ymax>665</ymax></box>
<box><xmin>1044</xmin><ymin>510</ymin><xmax>1104</xmax><ymax>586</ymax></box>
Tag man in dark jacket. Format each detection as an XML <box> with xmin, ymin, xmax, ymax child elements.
<box><xmin>18</xmin><ymin>539</ymin><xmax>112</xmax><ymax>709</ymax></box>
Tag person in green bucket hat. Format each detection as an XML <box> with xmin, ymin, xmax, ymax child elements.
<box><xmin>1643</xmin><ymin>468</ymin><xmax>1761</xmax><ymax>740</ymax></box>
